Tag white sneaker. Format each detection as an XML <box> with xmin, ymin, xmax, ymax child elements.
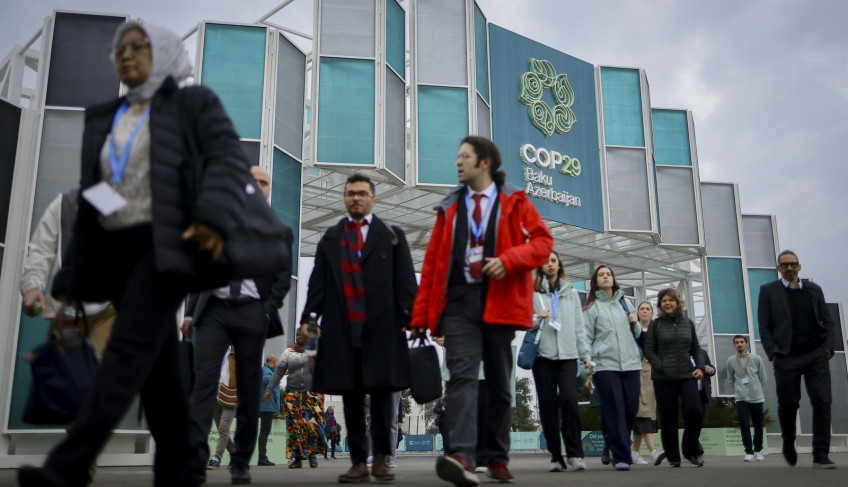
<box><xmin>549</xmin><ymin>460</ymin><xmax>563</xmax><ymax>472</ymax></box>
<box><xmin>475</xmin><ymin>466</ymin><xmax>487</xmax><ymax>473</ymax></box>
<box><xmin>754</xmin><ymin>451</ymin><xmax>765</xmax><ymax>462</ymax></box>
<box><xmin>567</xmin><ymin>457</ymin><xmax>587</xmax><ymax>470</ymax></box>
<box><xmin>743</xmin><ymin>454</ymin><xmax>754</xmax><ymax>462</ymax></box>
<box><xmin>650</xmin><ymin>449</ymin><xmax>666</xmax><ymax>466</ymax></box>
<box><xmin>631</xmin><ymin>452</ymin><xmax>648</xmax><ymax>465</ymax></box>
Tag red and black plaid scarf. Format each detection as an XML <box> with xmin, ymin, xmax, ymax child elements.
<box><xmin>341</xmin><ymin>220</ymin><xmax>367</xmax><ymax>348</ymax></box>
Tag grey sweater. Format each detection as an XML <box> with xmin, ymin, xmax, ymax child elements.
<box><xmin>265</xmin><ymin>347</ymin><xmax>313</xmax><ymax>393</ymax></box>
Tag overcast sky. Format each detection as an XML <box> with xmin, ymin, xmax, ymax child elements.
<box><xmin>2</xmin><ymin>0</ymin><xmax>847</xmax><ymax>319</ymax></box>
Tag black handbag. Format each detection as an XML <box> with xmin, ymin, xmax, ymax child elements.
<box><xmin>23</xmin><ymin>308</ymin><xmax>99</xmax><ymax>425</ymax></box>
<box><xmin>176</xmin><ymin>90</ymin><xmax>293</xmax><ymax>290</ymax></box>
<box><xmin>407</xmin><ymin>336</ymin><xmax>442</xmax><ymax>404</ymax></box>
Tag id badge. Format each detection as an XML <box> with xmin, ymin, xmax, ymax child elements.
<box><xmin>549</xmin><ymin>319</ymin><xmax>562</xmax><ymax>331</ymax></box>
<box><xmin>82</xmin><ymin>181</ymin><xmax>127</xmax><ymax>216</ymax></box>
<box><xmin>468</xmin><ymin>246</ymin><xmax>483</xmax><ymax>265</ymax></box>
<box><xmin>741</xmin><ymin>377</ymin><xmax>749</xmax><ymax>385</ymax></box>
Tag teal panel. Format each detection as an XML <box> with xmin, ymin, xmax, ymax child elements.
<box><xmin>474</xmin><ymin>4</ymin><xmax>489</xmax><ymax>101</ymax></box>
<box><xmin>652</xmin><ymin>109</ymin><xmax>691</xmax><ymax>166</ymax></box>
<box><xmin>707</xmin><ymin>257</ymin><xmax>748</xmax><ymax>334</ymax></box>
<box><xmin>8</xmin><ymin>314</ymin><xmax>53</xmax><ymax>429</ymax></box>
<box><xmin>748</xmin><ymin>268</ymin><xmax>778</xmax><ymax>339</ymax></box>
<box><xmin>317</xmin><ymin>58</ymin><xmax>375</xmax><ymax>164</ymax></box>
<box><xmin>272</xmin><ymin>149</ymin><xmax>301</xmax><ymax>276</ymax></box>
<box><xmin>202</xmin><ymin>24</ymin><xmax>266</xmax><ymax>139</ymax></box>
<box><xmin>601</xmin><ymin>67</ymin><xmax>644</xmax><ymax>147</ymax></box>
<box><xmin>386</xmin><ymin>0</ymin><xmax>405</xmax><ymax>77</ymax></box>
<box><xmin>417</xmin><ymin>86</ymin><xmax>468</xmax><ymax>184</ymax></box>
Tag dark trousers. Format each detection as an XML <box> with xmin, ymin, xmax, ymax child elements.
<box><xmin>774</xmin><ymin>347</ymin><xmax>832</xmax><ymax>461</ymax></box>
<box><xmin>442</xmin><ymin>293</ymin><xmax>515</xmax><ymax>467</ymax></box>
<box><xmin>258</xmin><ymin>412</ymin><xmax>275</xmax><ymax>460</ymax></box>
<box><xmin>736</xmin><ymin>401</ymin><xmax>764</xmax><ymax>454</ymax></box>
<box><xmin>188</xmin><ymin>298</ymin><xmax>268</xmax><ymax>473</ymax></box>
<box><xmin>44</xmin><ymin>226</ymin><xmax>196</xmax><ymax>486</ymax></box>
<box><xmin>533</xmin><ymin>358</ymin><xmax>582</xmax><ymax>460</ymax></box>
<box><xmin>475</xmin><ymin>379</ymin><xmax>487</xmax><ymax>466</ymax></box>
<box><xmin>594</xmin><ymin>370</ymin><xmax>640</xmax><ymax>465</ymax></box>
<box><xmin>343</xmin><ymin>349</ymin><xmax>394</xmax><ymax>464</ymax></box>
<box><xmin>654</xmin><ymin>378</ymin><xmax>703</xmax><ymax>462</ymax></box>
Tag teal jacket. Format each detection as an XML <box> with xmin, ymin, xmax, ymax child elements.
<box><xmin>726</xmin><ymin>351</ymin><xmax>767</xmax><ymax>403</ymax></box>
<box><xmin>532</xmin><ymin>279</ymin><xmax>590</xmax><ymax>362</ymax></box>
<box><xmin>583</xmin><ymin>289</ymin><xmax>641</xmax><ymax>372</ymax></box>
<box><xmin>260</xmin><ymin>363</ymin><xmax>281</xmax><ymax>413</ymax></box>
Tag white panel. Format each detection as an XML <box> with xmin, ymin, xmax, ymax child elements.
<box><xmin>275</xmin><ymin>34</ymin><xmax>306</xmax><ymax>159</ymax></box>
<box><xmin>606</xmin><ymin>147</ymin><xmax>651</xmax><ymax>231</ymax></box>
<box><xmin>476</xmin><ymin>95</ymin><xmax>490</xmax><ymax>138</ymax></box>
<box><xmin>320</xmin><ymin>0</ymin><xmax>376</xmax><ymax>58</ymax></box>
<box><xmin>657</xmin><ymin>166</ymin><xmax>698</xmax><ymax>245</ymax></box>
<box><xmin>385</xmin><ymin>70</ymin><xmax>406</xmax><ymax>179</ymax></box>
<box><xmin>742</xmin><ymin>215</ymin><xmax>776</xmax><ymax>267</ymax></box>
<box><xmin>701</xmin><ymin>183</ymin><xmax>741</xmax><ymax>257</ymax></box>
<box><xmin>417</xmin><ymin>0</ymin><xmax>467</xmax><ymax>86</ymax></box>
<box><xmin>32</xmin><ymin>109</ymin><xmax>85</xmax><ymax>231</ymax></box>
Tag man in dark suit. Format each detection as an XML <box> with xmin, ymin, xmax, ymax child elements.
<box><xmin>300</xmin><ymin>173</ymin><xmax>417</xmax><ymax>483</ymax></box>
<box><xmin>182</xmin><ymin>166</ymin><xmax>292</xmax><ymax>484</ymax></box>
<box><xmin>758</xmin><ymin>250</ymin><xmax>836</xmax><ymax>469</ymax></box>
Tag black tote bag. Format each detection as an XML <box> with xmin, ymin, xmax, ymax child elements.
<box><xmin>407</xmin><ymin>337</ymin><xmax>442</xmax><ymax>404</ymax></box>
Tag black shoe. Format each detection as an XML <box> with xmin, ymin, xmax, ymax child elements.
<box><xmin>813</xmin><ymin>458</ymin><xmax>837</xmax><ymax>469</ymax></box>
<box><xmin>683</xmin><ymin>456</ymin><xmax>703</xmax><ymax>467</ymax></box>
<box><xmin>669</xmin><ymin>461</ymin><xmax>681</xmax><ymax>468</ymax></box>
<box><xmin>257</xmin><ymin>457</ymin><xmax>275</xmax><ymax>466</ymax></box>
<box><xmin>231</xmin><ymin>463</ymin><xmax>251</xmax><ymax>484</ymax></box>
<box><xmin>601</xmin><ymin>447</ymin><xmax>611</xmax><ymax>465</ymax></box>
<box><xmin>783</xmin><ymin>443</ymin><xmax>798</xmax><ymax>467</ymax></box>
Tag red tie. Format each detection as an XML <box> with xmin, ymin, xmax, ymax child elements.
<box><xmin>354</xmin><ymin>220</ymin><xmax>368</xmax><ymax>254</ymax></box>
<box><xmin>470</xmin><ymin>194</ymin><xmax>485</xmax><ymax>279</ymax></box>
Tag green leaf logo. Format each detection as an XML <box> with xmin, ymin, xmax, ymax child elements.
<box><xmin>519</xmin><ymin>58</ymin><xmax>577</xmax><ymax>137</ymax></box>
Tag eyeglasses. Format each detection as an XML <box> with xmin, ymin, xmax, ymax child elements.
<box><xmin>112</xmin><ymin>38</ymin><xmax>150</xmax><ymax>58</ymax></box>
<box><xmin>345</xmin><ymin>190</ymin><xmax>373</xmax><ymax>199</ymax></box>
<box><xmin>778</xmin><ymin>262</ymin><xmax>799</xmax><ymax>268</ymax></box>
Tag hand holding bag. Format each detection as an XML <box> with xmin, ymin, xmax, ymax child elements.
<box><xmin>407</xmin><ymin>336</ymin><xmax>442</xmax><ymax>404</ymax></box>
<box><xmin>517</xmin><ymin>293</ymin><xmax>547</xmax><ymax>370</ymax></box>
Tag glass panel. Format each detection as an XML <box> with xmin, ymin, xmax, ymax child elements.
<box><xmin>651</xmin><ymin>109</ymin><xmax>691</xmax><ymax>166</ymax></box>
<box><xmin>385</xmin><ymin>70</ymin><xmax>405</xmax><ymax>179</ymax></box>
<box><xmin>272</xmin><ymin>148</ymin><xmax>301</xmax><ymax>276</ymax></box>
<box><xmin>656</xmin><ymin>166</ymin><xmax>698</xmax><ymax>244</ymax></box>
<box><xmin>320</xmin><ymin>0</ymin><xmax>375</xmax><ymax>58</ymax></box>
<box><xmin>747</xmin><ymin>268</ymin><xmax>778</xmax><ymax>340</ymax></box>
<box><xmin>707</xmin><ymin>257</ymin><xmax>748</xmax><ymax>334</ymax></box>
<box><xmin>701</xmin><ymin>183</ymin><xmax>741</xmax><ymax>257</ymax></box>
<box><xmin>32</xmin><ymin>110</ymin><xmax>85</xmax><ymax>231</ymax></box>
<box><xmin>202</xmin><ymin>24</ymin><xmax>266</xmax><ymax>139</ymax></box>
<box><xmin>317</xmin><ymin>58</ymin><xmax>375</xmax><ymax>164</ymax></box>
<box><xmin>474</xmin><ymin>4</ymin><xmax>489</xmax><ymax>101</ymax></box>
<box><xmin>275</xmin><ymin>34</ymin><xmax>306</xmax><ymax>159</ymax></box>
<box><xmin>713</xmin><ymin>334</ymin><xmax>738</xmax><ymax>396</ymax></box>
<box><xmin>600</xmin><ymin>67</ymin><xmax>644</xmax><ymax>147</ymax></box>
<box><xmin>754</xmin><ymin>340</ymin><xmax>781</xmax><ymax>433</ymax></box>
<box><xmin>476</xmin><ymin>94</ymin><xmax>490</xmax><ymax>139</ymax></box>
<box><xmin>46</xmin><ymin>13</ymin><xmax>124</xmax><ymax>108</ymax></box>
<box><xmin>0</xmin><ymin>100</ymin><xmax>22</xmax><ymax>243</ymax></box>
<box><xmin>386</xmin><ymin>0</ymin><xmax>405</xmax><ymax>76</ymax></box>
<box><xmin>240</xmin><ymin>141</ymin><xmax>260</xmax><ymax>166</ymax></box>
<box><xmin>605</xmin><ymin>147</ymin><xmax>650</xmax><ymax>230</ymax></box>
<box><xmin>417</xmin><ymin>86</ymin><xmax>467</xmax><ymax>185</ymax></box>
<box><xmin>827</xmin><ymin>303</ymin><xmax>844</xmax><ymax>351</ymax></box>
<box><xmin>417</xmin><ymin>0</ymin><xmax>467</xmax><ymax>86</ymax></box>
<box><xmin>742</xmin><ymin>215</ymin><xmax>776</xmax><ymax>267</ymax></box>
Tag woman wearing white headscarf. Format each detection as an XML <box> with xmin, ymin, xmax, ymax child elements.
<box><xmin>19</xmin><ymin>20</ymin><xmax>254</xmax><ymax>487</ymax></box>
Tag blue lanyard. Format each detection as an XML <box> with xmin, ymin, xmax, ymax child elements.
<box><xmin>465</xmin><ymin>189</ymin><xmax>494</xmax><ymax>244</ymax></box>
<box><xmin>109</xmin><ymin>101</ymin><xmax>151</xmax><ymax>186</ymax></box>
<box><xmin>550</xmin><ymin>288</ymin><xmax>560</xmax><ymax>320</ymax></box>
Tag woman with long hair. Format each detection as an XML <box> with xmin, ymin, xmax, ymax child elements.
<box><xmin>582</xmin><ymin>265</ymin><xmax>641</xmax><ymax>471</ymax></box>
<box><xmin>644</xmin><ymin>288</ymin><xmax>705</xmax><ymax>467</ymax></box>
<box><xmin>531</xmin><ymin>252</ymin><xmax>591</xmax><ymax>472</ymax></box>
<box><xmin>631</xmin><ymin>301</ymin><xmax>665</xmax><ymax>465</ymax></box>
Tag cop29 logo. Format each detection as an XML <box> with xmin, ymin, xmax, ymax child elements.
<box><xmin>519</xmin><ymin>58</ymin><xmax>577</xmax><ymax>137</ymax></box>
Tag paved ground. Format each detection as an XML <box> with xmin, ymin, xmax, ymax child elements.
<box><xmin>0</xmin><ymin>452</ymin><xmax>843</xmax><ymax>486</ymax></box>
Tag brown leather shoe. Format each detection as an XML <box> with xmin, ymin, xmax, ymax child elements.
<box><xmin>371</xmin><ymin>454</ymin><xmax>396</xmax><ymax>482</ymax></box>
<box><xmin>338</xmin><ymin>462</ymin><xmax>370</xmax><ymax>483</ymax></box>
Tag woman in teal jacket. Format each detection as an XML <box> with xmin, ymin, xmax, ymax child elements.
<box><xmin>582</xmin><ymin>265</ymin><xmax>641</xmax><ymax>471</ymax></box>
<box><xmin>531</xmin><ymin>251</ymin><xmax>591</xmax><ymax>472</ymax></box>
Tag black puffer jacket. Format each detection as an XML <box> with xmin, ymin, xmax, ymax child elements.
<box><xmin>644</xmin><ymin>314</ymin><xmax>705</xmax><ymax>381</ymax></box>
<box><xmin>58</xmin><ymin>77</ymin><xmax>251</xmax><ymax>301</ymax></box>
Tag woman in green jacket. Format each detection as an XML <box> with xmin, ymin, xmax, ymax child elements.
<box><xmin>531</xmin><ymin>251</ymin><xmax>591</xmax><ymax>472</ymax></box>
<box><xmin>582</xmin><ymin>265</ymin><xmax>641</xmax><ymax>471</ymax></box>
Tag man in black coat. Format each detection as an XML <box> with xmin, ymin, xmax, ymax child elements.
<box><xmin>181</xmin><ymin>166</ymin><xmax>292</xmax><ymax>484</ymax></box>
<box><xmin>758</xmin><ymin>250</ymin><xmax>836</xmax><ymax>469</ymax></box>
<box><xmin>300</xmin><ymin>173</ymin><xmax>417</xmax><ymax>483</ymax></box>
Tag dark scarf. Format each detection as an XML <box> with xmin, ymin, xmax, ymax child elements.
<box><xmin>341</xmin><ymin>220</ymin><xmax>367</xmax><ymax>348</ymax></box>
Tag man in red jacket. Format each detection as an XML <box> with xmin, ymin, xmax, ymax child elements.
<box><xmin>411</xmin><ymin>136</ymin><xmax>552</xmax><ymax>485</ymax></box>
